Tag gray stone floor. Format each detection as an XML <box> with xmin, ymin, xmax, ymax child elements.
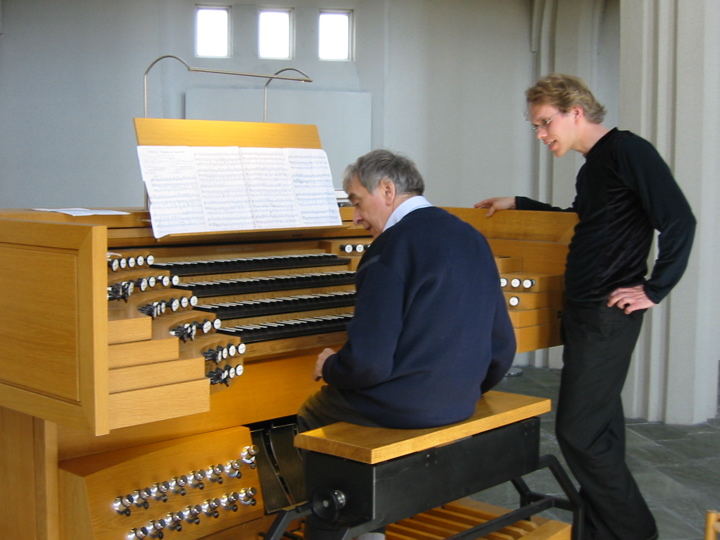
<box><xmin>471</xmin><ymin>366</ymin><xmax>720</xmax><ymax>539</ymax></box>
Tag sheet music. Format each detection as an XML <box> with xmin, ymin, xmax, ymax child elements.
<box><xmin>287</xmin><ymin>148</ymin><xmax>341</xmax><ymax>225</ymax></box>
<box><xmin>193</xmin><ymin>147</ymin><xmax>255</xmax><ymax>231</ymax></box>
<box><xmin>240</xmin><ymin>147</ymin><xmax>302</xmax><ymax>229</ymax></box>
<box><xmin>137</xmin><ymin>146</ymin><xmax>341</xmax><ymax>238</ymax></box>
<box><xmin>137</xmin><ymin>146</ymin><xmax>207</xmax><ymax>236</ymax></box>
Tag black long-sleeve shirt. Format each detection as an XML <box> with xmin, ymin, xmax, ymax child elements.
<box><xmin>517</xmin><ymin>128</ymin><xmax>695</xmax><ymax>304</ymax></box>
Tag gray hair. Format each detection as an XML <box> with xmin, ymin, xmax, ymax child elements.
<box><xmin>343</xmin><ymin>149</ymin><xmax>425</xmax><ymax>195</ymax></box>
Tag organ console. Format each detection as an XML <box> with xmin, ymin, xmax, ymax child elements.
<box><xmin>0</xmin><ymin>204</ymin><xmax>577</xmax><ymax>539</ymax></box>
<box><xmin>0</xmin><ymin>120</ymin><xmax>579</xmax><ymax>539</ymax></box>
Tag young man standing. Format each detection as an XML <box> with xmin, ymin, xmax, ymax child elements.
<box><xmin>476</xmin><ymin>73</ymin><xmax>695</xmax><ymax>540</ymax></box>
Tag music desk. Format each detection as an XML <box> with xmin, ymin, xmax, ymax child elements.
<box><xmin>265</xmin><ymin>391</ymin><xmax>584</xmax><ymax>539</ymax></box>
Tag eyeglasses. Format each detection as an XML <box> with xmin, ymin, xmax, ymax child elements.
<box><xmin>530</xmin><ymin>112</ymin><xmax>563</xmax><ymax>133</ymax></box>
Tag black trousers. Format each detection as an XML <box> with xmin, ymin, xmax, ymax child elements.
<box><xmin>557</xmin><ymin>302</ymin><xmax>658</xmax><ymax>540</ymax></box>
<box><xmin>297</xmin><ymin>384</ymin><xmax>383</xmax><ymax>432</ymax></box>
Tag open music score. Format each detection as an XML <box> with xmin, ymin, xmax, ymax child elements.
<box><xmin>137</xmin><ymin>146</ymin><xmax>340</xmax><ymax>238</ymax></box>
<box><xmin>134</xmin><ymin>118</ymin><xmax>343</xmax><ymax>239</ymax></box>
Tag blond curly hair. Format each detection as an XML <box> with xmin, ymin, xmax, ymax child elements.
<box><xmin>526</xmin><ymin>73</ymin><xmax>606</xmax><ymax>124</ymax></box>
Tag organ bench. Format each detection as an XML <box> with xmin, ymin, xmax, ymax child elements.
<box><xmin>0</xmin><ymin>205</ymin><xmax>578</xmax><ymax>539</ymax></box>
<box><xmin>266</xmin><ymin>391</ymin><xmax>582</xmax><ymax>540</ymax></box>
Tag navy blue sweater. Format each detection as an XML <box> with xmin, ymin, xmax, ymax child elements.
<box><xmin>322</xmin><ymin>206</ymin><xmax>516</xmax><ymax>428</ymax></box>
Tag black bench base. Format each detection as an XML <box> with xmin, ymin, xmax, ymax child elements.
<box><xmin>264</xmin><ymin>417</ymin><xmax>584</xmax><ymax>540</ymax></box>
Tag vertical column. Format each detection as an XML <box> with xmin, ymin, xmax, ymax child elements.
<box><xmin>528</xmin><ymin>0</ymin><xmax>557</xmax><ymax>368</ymax></box>
<box><xmin>35</xmin><ymin>417</ymin><xmax>59</xmax><ymax>540</ymax></box>
<box><xmin>0</xmin><ymin>407</ymin><xmax>59</xmax><ymax>540</ymax></box>
<box><xmin>619</xmin><ymin>0</ymin><xmax>720</xmax><ymax>423</ymax></box>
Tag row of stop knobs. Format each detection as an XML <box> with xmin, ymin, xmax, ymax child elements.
<box><xmin>108</xmin><ymin>274</ymin><xmax>180</xmax><ymax>302</ymax></box>
<box><xmin>139</xmin><ymin>295</ymin><xmax>198</xmax><ymax>318</ymax></box>
<box><xmin>108</xmin><ymin>254</ymin><xmax>155</xmax><ymax>272</ymax></box>
<box><xmin>126</xmin><ymin>488</ymin><xmax>257</xmax><ymax>539</ymax></box>
<box><xmin>113</xmin><ymin>446</ymin><xmax>258</xmax><ymax>517</ymax></box>
<box><xmin>500</xmin><ymin>277</ymin><xmax>536</xmax><ymax>289</ymax></box>
<box><xmin>169</xmin><ymin>318</ymin><xmax>222</xmax><ymax>341</ymax></box>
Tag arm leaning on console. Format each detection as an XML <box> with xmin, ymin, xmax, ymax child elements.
<box><xmin>474</xmin><ymin>195</ymin><xmax>573</xmax><ymax>215</ymax></box>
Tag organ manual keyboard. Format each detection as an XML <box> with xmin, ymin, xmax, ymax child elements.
<box><xmin>0</xmin><ymin>119</ymin><xmax>579</xmax><ymax>540</ymax></box>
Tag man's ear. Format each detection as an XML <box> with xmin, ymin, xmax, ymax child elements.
<box><xmin>379</xmin><ymin>178</ymin><xmax>396</xmax><ymax>204</ymax></box>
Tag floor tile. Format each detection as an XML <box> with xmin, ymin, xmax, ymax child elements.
<box><xmin>471</xmin><ymin>366</ymin><xmax>720</xmax><ymax>539</ymax></box>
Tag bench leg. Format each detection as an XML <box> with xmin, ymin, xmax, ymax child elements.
<box><xmin>263</xmin><ymin>502</ymin><xmax>313</xmax><ymax>540</ymax></box>
<box><xmin>451</xmin><ymin>454</ymin><xmax>583</xmax><ymax>540</ymax></box>
<box><xmin>510</xmin><ymin>454</ymin><xmax>585</xmax><ymax>540</ymax></box>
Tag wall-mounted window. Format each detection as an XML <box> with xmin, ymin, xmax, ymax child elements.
<box><xmin>258</xmin><ymin>9</ymin><xmax>292</xmax><ymax>60</ymax></box>
<box><xmin>195</xmin><ymin>6</ymin><xmax>230</xmax><ymax>57</ymax></box>
<box><xmin>318</xmin><ymin>9</ymin><xmax>352</xmax><ymax>61</ymax></box>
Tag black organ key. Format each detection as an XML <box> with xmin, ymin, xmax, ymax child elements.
<box><xmin>218</xmin><ymin>314</ymin><xmax>352</xmax><ymax>343</ymax></box>
<box><xmin>150</xmin><ymin>253</ymin><xmax>351</xmax><ymax>277</ymax></box>
<box><xmin>173</xmin><ymin>271</ymin><xmax>355</xmax><ymax>298</ymax></box>
<box><xmin>194</xmin><ymin>291</ymin><xmax>356</xmax><ymax>319</ymax></box>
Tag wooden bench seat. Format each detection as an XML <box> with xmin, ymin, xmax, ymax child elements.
<box><xmin>294</xmin><ymin>390</ymin><xmax>551</xmax><ymax>464</ymax></box>
<box><xmin>266</xmin><ymin>391</ymin><xmax>582</xmax><ymax>540</ymax></box>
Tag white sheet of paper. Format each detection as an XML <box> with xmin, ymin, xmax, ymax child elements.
<box><xmin>33</xmin><ymin>208</ymin><xmax>131</xmax><ymax>216</ymax></box>
<box><xmin>136</xmin><ymin>146</ymin><xmax>341</xmax><ymax>238</ymax></box>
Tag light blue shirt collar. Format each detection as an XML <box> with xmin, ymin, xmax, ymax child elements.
<box><xmin>383</xmin><ymin>195</ymin><xmax>433</xmax><ymax>232</ymax></box>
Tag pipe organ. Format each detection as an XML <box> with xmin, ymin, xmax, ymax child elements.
<box><xmin>0</xmin><ymin>205</ymin><xmax>577</xmax><ymax>539</ymax></box>
<box><xmin>0</xmin><ymin>117</ymin><xmax>578</xmax><ymax>539</ymax></box>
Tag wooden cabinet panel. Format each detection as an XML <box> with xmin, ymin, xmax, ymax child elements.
<box><xmin>0</xmin><ymin>219</ymin><xmax>108</xmax><ymax>434</ymax></box>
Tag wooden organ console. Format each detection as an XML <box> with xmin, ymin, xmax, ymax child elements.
<box><xmin>0</xmin><ymin>119</ymin><xmax>579</xmax><ymax>540</ymax></box>
<box><xmin>0</xmin><ymin>205</ymin><xmax>577</xmax><ymax>540</ymax></box>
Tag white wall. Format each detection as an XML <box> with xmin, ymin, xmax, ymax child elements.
<box><xmin>0</xmin><ymin>0</ymin><xmax>534</xmax><ymax>208</ymax></box>
<box><xmin>0</xmin><ymin>0</ymin><xmax>162</xmax><ymax>207</ymax></box>
<box><xmin>382</xmin><ymin>0</ymin><xmax>535</xmax><ymax>206</ymax></box>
